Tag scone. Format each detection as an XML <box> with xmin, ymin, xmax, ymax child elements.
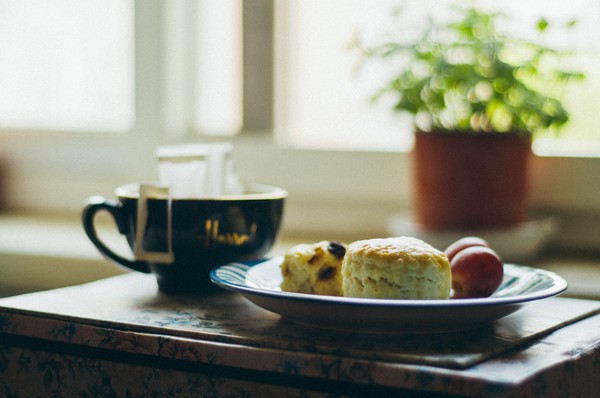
<box><xmin>342</xmin><ymin>237</ymin><xmax>451</xmax><ymax>299</ymax></box>
<box><xmin>280</xmin><ymin>241</ymin><xmax>347</xmax><ymax>296</ymax></box>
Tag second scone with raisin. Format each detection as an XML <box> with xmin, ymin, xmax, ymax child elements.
<box><xmin>280</xmin><ymin>241</ymin><xmax>347</xmax><ymax>296</ymax></box>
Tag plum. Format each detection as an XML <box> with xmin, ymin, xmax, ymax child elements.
<box><xmin>444</xmin><ymin>236</ymin><xmax>489</xmax><ymax>262</ymax></box>
<box><xmin>450</xmin><ymin>246</ymin><xmax>504</xmax><ymax>299</ymax></box>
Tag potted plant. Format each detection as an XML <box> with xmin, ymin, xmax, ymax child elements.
<box><xmin>354</xmin><ymin>4</ymin><xmax>583</xmax><ymax>230</ymax></box>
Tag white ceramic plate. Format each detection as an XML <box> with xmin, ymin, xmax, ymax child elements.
<box><xmin>210</xmin><ymin>257</ymin><xmax>567</xmax><ymax>333</ymax></box>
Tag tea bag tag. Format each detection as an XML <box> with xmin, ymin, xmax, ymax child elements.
<box><xmin>134</xmin><ymin>184</ymin><xmax>175</xmax><ymax>264</ymax></box>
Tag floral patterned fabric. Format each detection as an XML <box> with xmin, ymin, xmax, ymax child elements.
<box><xmin>0</xmin><ymin>343</ymin><xmax>334</xmax><ymax>398</ymax></box>
<box><xmin>0</xmin><ymin>274</ymin><xmax>598</xmax><ymax>397</ymax></box>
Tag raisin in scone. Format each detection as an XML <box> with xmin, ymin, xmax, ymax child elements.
<box><xmin>280</xmin><ymin>241</ymin><xmax>347</xmax><ymax>296</ymax></box>
<box><xmin>342</xmin><ymin>237</ymin><xmax>451</xmax><ymax>299</ymax></box>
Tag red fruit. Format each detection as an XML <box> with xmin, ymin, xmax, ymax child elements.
<box><xmin>445</xmin><ymin>236</ymin><xmax>490</xmax><ymax>262</ymax></box>
<box><xmin>450</xmin><ymin>246</ymin><xmax>504</xmax><ymax>299</ymax></box>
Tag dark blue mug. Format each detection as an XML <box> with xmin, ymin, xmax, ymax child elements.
<box><xmin>82</xmin><ymin>183</ymin><xmax>286</xmax><ymax>294</ymax></box>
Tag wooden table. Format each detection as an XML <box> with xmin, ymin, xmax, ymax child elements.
<box><xmin>0</xmin><ymin>273</ymin><xmax>598</xmax><ymax>397</ymax></box>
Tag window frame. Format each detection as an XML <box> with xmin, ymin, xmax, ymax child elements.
<box><xmin>0</xmin><ymin>1</ymin><xmax>599</xmax><ymax>252</ymax></box>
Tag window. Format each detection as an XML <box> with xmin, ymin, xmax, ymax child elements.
<box><xmin>274</xmin><ymin>1</ymin><xmax>413</xmax><ymax>152</ymax></box>
<box><xmin>194</xmin><ymin>0</ymin><xmax>243</xmax><ymax>135</ymax></box>
<box><xmin>0</xmin><ymin>1</ymin><xmax>599</xmax><ymax>249</ymax></box>
<box><xmin>275</xmin><ymin>0</ymin><xmax>600</xmax><ymax>156</ymax></box>
<box><xmin>0</xmin><ymin>0</ymin><xmax>134</xmax><ymax>132</ymax></box>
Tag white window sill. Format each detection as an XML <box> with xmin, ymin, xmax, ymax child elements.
<box><xmin>0</xmin><ymin>213</ymin><xmax>125</xmax><ymax>297</ymax></box>
<box><xmin>1</xmin><ymin>213</ymin><xmax>598</xmax><ymax>300</ymax></box>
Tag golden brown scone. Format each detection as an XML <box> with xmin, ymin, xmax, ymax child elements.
<box><xmin>342</xmin><ymin>237</ymin><xmax>451</xmax><ymax>299</ymax></box>
<box><xmin>280</xmin><ymin>241</ymin><xmax>347</xmax><ymax>296</ymax></box>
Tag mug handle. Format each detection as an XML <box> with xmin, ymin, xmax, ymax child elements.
<box><xmin>82</xmin><ymin>196</ymin><xmax>151</xmax><ymax>273</ymax></box>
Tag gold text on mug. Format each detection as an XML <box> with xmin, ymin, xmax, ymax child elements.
<box><xmin>203</xmin><ymin>219</ymin><xmax>257</xmax><ymax>248</ymax></box>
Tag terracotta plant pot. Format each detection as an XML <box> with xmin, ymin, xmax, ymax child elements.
<box><xmin>412</xmin><ymin>131</ymin><xmax>532</xmax><ymax>231</ymax></box>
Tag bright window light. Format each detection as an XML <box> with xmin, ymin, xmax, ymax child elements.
<box><xmin>275</xmin><ymin>0</ymin><xmax>412</xmax><ymax>152</ymax></box>
<box><xmin>194</xmin><ymin>0</ymin><xmax>243</xmax><ymax>136</ymax></box>
<box><xmin>0</xmin><ymin>0</ymin><xmax>134</xmax><ymax>132</ymax></box>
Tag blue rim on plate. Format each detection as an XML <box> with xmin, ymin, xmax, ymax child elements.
<box><xmin>210</xmin><ymin>257</ymin><xmax>568</xmax><ymax>332</ymax></box>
